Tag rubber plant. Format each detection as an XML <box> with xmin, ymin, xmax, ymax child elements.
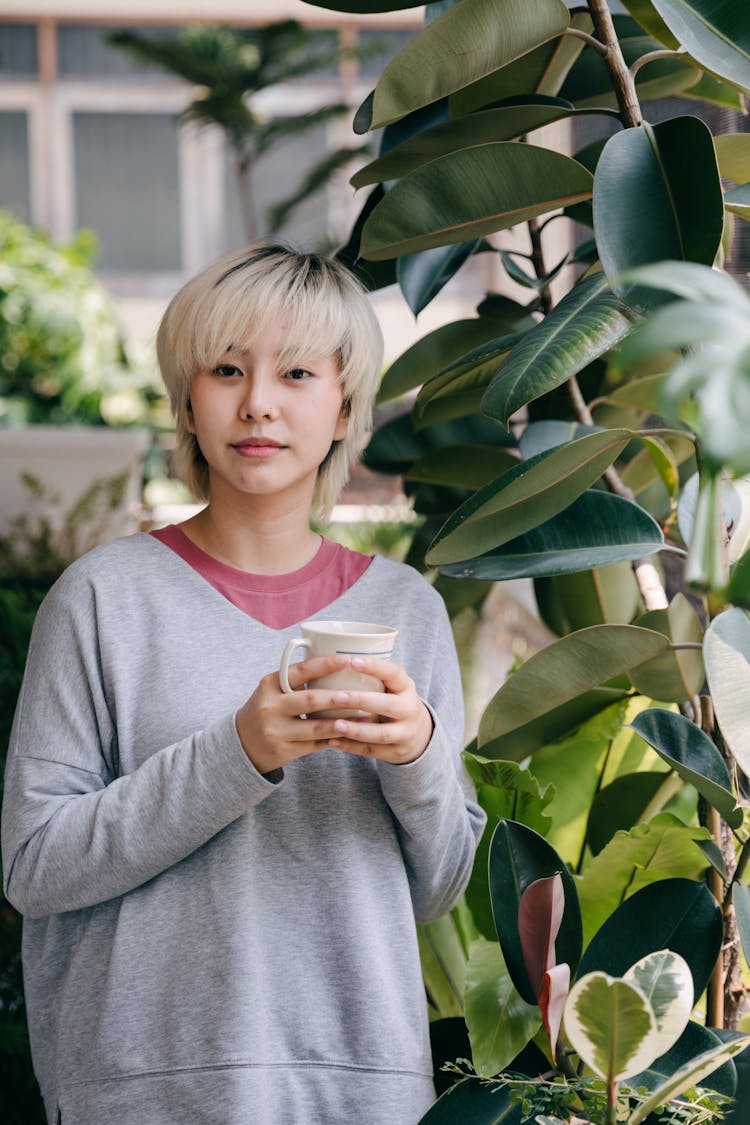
<box><xmin>299</xmin><ymin>1</ymin><xmax>750</xmax><ymax>1121</ymax></box>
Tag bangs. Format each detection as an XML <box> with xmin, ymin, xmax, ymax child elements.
<box><xmin>188</xmin><ymin>254</ymin><xmax>355</xmax><ymax>379</ymax></box>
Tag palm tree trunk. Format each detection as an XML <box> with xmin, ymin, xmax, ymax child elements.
<box><xmin>234</xmin><ymin>148</ymin><xmax>258</xmax><ymax>243</ymax></box>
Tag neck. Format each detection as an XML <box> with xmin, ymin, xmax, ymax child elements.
<box><xmin>180</xmin><ymin>490</ymin><xmax>322</xmax><ymax>576</ymax></box>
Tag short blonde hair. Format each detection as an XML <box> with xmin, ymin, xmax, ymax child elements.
<box><xmin>156</xmin><ymin>241</ymin><xmax>384</xmax><ymax>520</ymax></box>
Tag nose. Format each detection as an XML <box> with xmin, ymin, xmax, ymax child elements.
<box><xmin>241</xmin><ymin>372</ymin><xmax>278</xmax><ymax>421</ymax></box>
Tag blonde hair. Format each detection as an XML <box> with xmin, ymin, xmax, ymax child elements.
<box><xmin>156</xmin><ymin>241</ymin><xmax>384</xmax><ymax>521</ymax></box>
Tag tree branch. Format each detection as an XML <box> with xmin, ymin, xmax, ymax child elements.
<box><xmin>587</xmin><ymin>0</ymin><xmax>643</xmax><ymax>127</ymax></box>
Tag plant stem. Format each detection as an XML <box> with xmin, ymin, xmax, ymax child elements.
<box><xmin>587</xmin><ymin>0</ymin><xmax>643</xmax><ymax>127</ymax></box>
<box><xmin>630</xmin><ymin>48</ymin><xmax>686</xmax><ymax>79</ymax></box>
<box><xmin>563</xmin><ymin>26</ymin><xmax>609</xmax><ymax>56</ymax></box>
<box><xmin>527</xmin><ymin>215</ymin><xmax>553</xmax><ymax>314</ymax></box>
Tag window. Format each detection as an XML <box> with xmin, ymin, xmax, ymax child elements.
<box><xmin>73</xmin><ymin>112</ymin><xmax>182</xmax><ymax>271</ymax></box>
<box><xmin>0</xmin><ymin>24</ymin><xmax>37</xmax><ymax>77</ymax></box>
<box><xmin>0</xmin><ymin>112</ymin><xmax>30</xmax><ymax>222</ymax></box>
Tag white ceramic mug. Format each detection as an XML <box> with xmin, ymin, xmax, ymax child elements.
<box><xmin>279</xmin><ymin>620</ymin><xmax>398</xmax><ymax>719</ymax></box>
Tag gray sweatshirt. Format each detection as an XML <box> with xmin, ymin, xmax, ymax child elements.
<box><xmin>2</xmin><ymin>533</ymin><xmax>485</xmax><ymax>1125</ymax></box>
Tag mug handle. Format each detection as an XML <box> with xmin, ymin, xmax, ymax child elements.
<box><xmin>279</xmin><ymin>637</ymin><xmax>312</xmax><ymax>693</ymax></box>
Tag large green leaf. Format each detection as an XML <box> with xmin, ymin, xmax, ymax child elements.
<box><xmin>415</xmin><ymin>331</ymin><xmax>528</xmax><ymax>425</ymax></box>
<box><xmin>426</xmin><ymin>429</ymin><xmax>633</xmax><ymax>565</ymax></box>
<box><xmin>352</xmin><ymin>98</ymin><xmax>577</xmax><ymax>187</ymax></box>
<box><xmin>489</xmin><ymin>819</ymin><xmax>582</xmax><ymax>1004</ymax></box>
<box><xmin>477</xmin><ymin>624</ymin><xmax>669</xmax><ymax>749</ymax></box>
<box><xmin>363</xmin><ymin>412</ymin><xmax>512</xmax><ymax>475</ymax></box>
<box><xmin>482</xmin><ymin>272</ymin><xmax>637</xmax><ymax>425</ymax></box>
<box><xmin>439</xmin><ymin>490</ymin><xmax>665</xmax><ymax>582</ymax></box>
<box><xmin>593</xmin><ymin>117</ymin><xmax>725</xmax><ymax>298</ymax></box>
<box><xmin>704</xmin><ymin>608</ymin><xmax>750</xmax><ymax>774</ymax></box>
<box><xmin>450</xmin><ymin>10</ymin><xmax>593</xmax><ymax>113</ymax></box>
<box><xmin>360</xmin><ymin>142</ymin><xmax>593</xmax><ymax>260</ymax></box>
<box><xmin>538</xmin><ymin>561</ymin><xmax>641</xmax><ymax>634</ymax></box>
<box><xmin>630</xmin><ymin>708</ymin><xmax>743</xmax><ymax>828</ymax></box>
<box><xmin>418</xmin><ymin>1078</ymin><xmax>526</xmax><ymax>1123</ymax></box>
<box><xmin>630</xmin><ymin>1020</ymin><xmax>738</xmax><ymax>1098</ymax></box>
<box><xmin>649</xmin><ymin>0</ymin><xmax>750</xmax><ymax>92</ymax></box>
<box><xmin>586</xmin><ymin>771</ymin><xmax>673</xmax><ymax>856</ymax></box>
<box><xmin>477</xmin><ymin>687</ymin><xmax>630</xmax><ymax>763</ymax></box>
<box><xmin>397</xmin><ymin>240</ymin><xmax>481</xmax><ymax>316</ymax></box>
<box><xmin>577</xmin><ymin>878</ymin><xmax>723</xmax><ymax>1000</ymax></box>
<box><xmin>619</xmin><ymin>0</ymin><xmax>680</xmax><ymax>47</ymax></box>
<box><xmin>361</xmin><ymin>0</ymin><xmax>570</xmax><ymax>130</ymax></box>
<box><xmin>628</xmin><ymin>594</ymin><xmax>705</xmax><ymax>702</ymax></box>
<box><xmin>726</xmin><ymin>183</ymin><xmax>750</xmax><ymax>220</ymax></box>
<box><xmin>463</xmin><ymin>755</ymin><xmax>554</xmax><ymax>941</ymax></box>
<box><xmin>563</xmin><ymin>971</ymin><xmax>657</xmax><ymax>1082</ymax></box>
<box><xmin>406</xmin><ymin>444</ymin><xmax>518</xmax><ymax>489</ymax></box>
<box><xmin>464</xmin><ymin>938</ymin><xmax>542</xmax><ymax>1076</ymax></box>
<box><xmin>378</xmin><ymin>308</ymin><xmax>531</xmax><ymax>403</ymax></box>
<box><xmin>629</xmin><ymin>1035</ymin><xmax>750</xmax><ymax>1125</ymax></box>
<box><xmin>576</xmin><ymin>815</ymin><xmax>712</xmax><ymax>946</ymax></box>
<box><xmin>714</xmin><ymin>133</ymin><xmax>750</xmax><ymax>183</ymax></box>
<box><xmin>732</xmin><ymin>884</ymin><xmax>750</xmax><ymax>970</ymax></box>
<box><xmin>530</xmin><ymin>701</ymin><xmax>631</xmax><ymax>868</ymax></box>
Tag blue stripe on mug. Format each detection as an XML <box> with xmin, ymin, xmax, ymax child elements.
<box><xmin>335</xmin><ymin>648</ymin><xmax>394</xmax><ymax>657</ymax></box>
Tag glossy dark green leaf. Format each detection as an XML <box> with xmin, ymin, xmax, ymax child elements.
<box><xmin>463</xmin><ymin>755</ymin><xmax>554</xmax><ymax>942</ymax></box>
<box><xmin>360</xmin><ymin>142</ymin><xmax>593</xmax><ymax>260</ymax></box>
<box><xmin>478</xmin><ymin>688</ymin><xmax>630</xmax><ymax>763</ymax></box>
<box><xmin>426</xmin><ymin>429</ymin><xmax>633</xmax><ymax>565</ymax></box>
<box><xmin>477</xmin><ymin>622</ymin><xmax>669</xmax><ymax>749</ymax></box>
<box><xmin>683</xmin><ymin>69</ymin><xmax>748</xmax><ymax>109</ymax></box>
<box><xmin>335</xmin><ymin>185</ymin><xmax>396</xmax><ymax>291</ymax></box>
<box><xmin>728</xmin><ymin>548</ymin><xmax>750</xmax><ymax>609</ymax></box>
<box><xmin>578</xmin><ymin>878</ymin><xmax>722</xmax><ymax>999</ymax></box>
<box><xmin>439</xmin><ymin>490</ymin><xmax>665</xmax><ymax>583</ymax></box>
<box><xmin>406</xmin><ymin>444</ymin><xmax>517</xmax><ymax>489</ymax></box>
<box><xmin>351</xmin><ymin>98</ymin><xmax>576</xmax><ymax>187</ymax></box>
<box><xmin>418</xmin><ymin>1078</ymin><xmax>526</xmax><ymax>1123</ymax></box>
<box><xmin>586</xmin><ymin>771</ymin><xmax>672</xmax><ymax>855</ymax></box>
<box><xmin>365</xmin><ymin>0</ymin><xmax>569</xmax><ymax>129</ymax></box>
<box><xmin>537</xmin><ymin>561</ymin><xmax>641</xmax><ymax>636</ymax></box>
<box><xmin>378</xmin><ymin>309</ymin><xmax>531</xmax><ymax>403</ymax></box>
<box><xmin>594</xmin><ymin>117</ymin><xmax>725</xmax><ymax>300</ymax></box>
<box><xmin>414</xmin><ymin>331</ymin><xmax>527</xmax><ymax>423</ymax></box>
<box><xmin>450</xmin><ymin>11</ymin><xmax>593</xmax><ymax>113</ymax></box>
<box><xmin>397</xmin><ymin>240</ymin><xmax>479</xmax><ymax>315</ymax></box>
<box><xmin>482</xmin><ymin>272</ymin><xmax>637</xmax><ymax>425</ymax></box>
<box><xmin>630</xmin><ymin>708</ymin><xmax>743</xmax><ymax>828</ymax></box>
<box><xmin>630</xmin><ymin>1020</ymin><xmax>738</xmax><ymax>1098</ymax></box>
<box><xmin>489</xmin><ymin>820</ymin><xmax>582</xmax><ymax>1004</ymax></box>
<box><xmin>619</xmin><ymin>0</ymin><xmax>680</xmax><ymax>47</ymax></box>
<box><xmin>363</xmin><ymin>412</ymin><xmax>513</xmax><ymax>476</ymax></box>
<box><xmin>649</xmin><ymin>0</ymin><xmax>750</xmax><ymax>91</ymax></box>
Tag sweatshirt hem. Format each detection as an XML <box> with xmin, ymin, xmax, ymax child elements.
<box><xmin>58</xmin><ymin>1059</ymin><xmax>435</xmax><ymax>1089</ymax></box>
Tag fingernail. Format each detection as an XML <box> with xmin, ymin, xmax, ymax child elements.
<box><xmin>334</xmin><ymin>692</ymin><xmax>350</xmax><ymax>704</ymax></box>
<box><xmin>352</xmin><ymin>657</ymin><xmax>365</xmax><ymax>668</ymax></box>
<box><xmin>334</xmin><ymin>720</ymin><xmax>348</xmax><ymax>733</ymax></box>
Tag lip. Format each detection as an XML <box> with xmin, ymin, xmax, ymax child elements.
<box><xmin>230</xmin><ymin>437</ymin><xmax>286</xmax><ymax>458</ymax></box>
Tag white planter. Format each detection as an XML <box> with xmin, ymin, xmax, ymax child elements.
<box><xmin>0</xmin><ymin>426</ymin><xmax>151</xmax><ymax>547</ymax></box>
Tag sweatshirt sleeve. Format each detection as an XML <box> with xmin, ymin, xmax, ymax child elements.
<box><xmin>1</xmin><ymin>572</ymin><xmax>278</xmax><ymax>919</ymax></box>
<box><xmin>376</xmin><ymin>586</ymin><xmax>486</xmax><ymax>924</ymax></box>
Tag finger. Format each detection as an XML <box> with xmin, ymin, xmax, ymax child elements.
<box><xmin>349</xmin><ymin>656</ymin><xmax>412</xmax><ymax>692</ymax></box>
<box><xmin>331</xmin><ymin>717</ymin><xmax>403</xmax><ymax>744</ymax></box>
<box><xmin>324</xmin><ymin>690</ymin><xmax>405</xmax><ymax>720</ymax></box>
<box><xmin>281</xmin><ymin>652</ymin><xmax>351</xmax><ymax>692</ymax></box>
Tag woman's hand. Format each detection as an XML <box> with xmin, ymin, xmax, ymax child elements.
<box><xmin>235</xmin><ymin>653</ymin><xmax>354</xmax><ymax>775</ymax></box>
<box><xmin>327</xmin><ymin>657</ymin><xmax>434</xmax><ymax>765</ymax></box>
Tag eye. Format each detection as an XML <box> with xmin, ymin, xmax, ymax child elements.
<box><xmin>284</xmin><ymin>367</ymin><xmax>312</xmax><ymax>381</ymax></box>
<box><xmin>213</xmin><ymin>363</ymin><xmax>242</xmax><ymax>378</ymax></box>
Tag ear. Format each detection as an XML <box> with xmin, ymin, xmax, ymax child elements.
<box><xmin>333</xmin><ymin>400</ymin><xmax>350</xmax><ymax>442</ymax></box>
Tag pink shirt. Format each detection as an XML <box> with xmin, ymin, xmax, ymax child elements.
<box><xmin>150</xmin><ymin>525</ymin><xmax>373</xmax><ymax>629</ymax></box>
